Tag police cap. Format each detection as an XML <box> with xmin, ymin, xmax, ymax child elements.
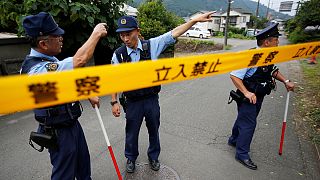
<box><xmin>22</xmin><ymin>12</ymin><xmax>64</xmax><ymax>38</ymax></box>
<box><xmin>116</xmin><ymin>16</ymin><xmax>138</xmax><ymax>33</ymax></box>
<box><xmin>255</xmin><ymin>23</ymin><xmax>281</xmax><ymax>41</ymax></box>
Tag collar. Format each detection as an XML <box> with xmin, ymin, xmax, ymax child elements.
<box><xmin>30</xmin><ymin>48</ymin><xmax>58</xmax><ymax>62</ymax></box>
<box><xmin>126</xmin><ymin>40</ymin><xmax>143</xmax><ymax>55</ymax></box>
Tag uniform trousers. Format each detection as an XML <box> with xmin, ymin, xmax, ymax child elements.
<box><xmin>39</xmin><ymin>120</ymin><xmax>91</xmax><ymax>180</ymax></box>
<box><xmin>228</xmin><ymin>96</ymin><xmax>264</xmax><ymax>160</ymax></box>
<box><xmin>124</xmin><ymin>95</ymin><xmax>160</xmax><ymax>161</ymax></box>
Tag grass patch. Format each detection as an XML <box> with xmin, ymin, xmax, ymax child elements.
<box><xmin>213</xmin><ymin>31</ymin><xmax>255</xmax><ymax>40</ymax></box>
<box><xmin>175</xmin><ymin>38</ymin><xmax>223</xmax><ymax>53</ymax></box>
<box><xmin>224</xmin><ymin>44</ymin><xmax>232</xmax><ymax>50</ymax></box>
<box><xmin>297</xmin><ymin>57</ymin><xmax>320</xmax><ymax>144</ymax></box>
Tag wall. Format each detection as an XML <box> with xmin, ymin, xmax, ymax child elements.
<box><xmin>0</xmin><ymin>36</ymin><xmax>29</xmax><ymax>76</ymax></box>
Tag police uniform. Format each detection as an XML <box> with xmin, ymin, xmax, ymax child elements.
<box><xmin>112</xmin><ymin>16</ymin><xmax>175</xmax><ymax>164</ymax></box>
<box><xmin>228</xmin><ymin>23</ymin><xmax>281</xmax><ymax>169</ymax></box>
<box><xmin>21</xmin><ymin>12</ymin><xmax>91</xmax><ymax>180</ymax></box>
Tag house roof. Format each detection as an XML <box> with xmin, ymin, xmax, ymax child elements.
<box><xmin>232</xmin><ymin>8</ymin><xmax>252</xmax><ymax>14</ymax></box>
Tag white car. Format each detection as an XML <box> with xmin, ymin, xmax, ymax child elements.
<box><xmin>246</xmin><ymin>29</ymin><xmax>261</xmax><ymax>37</ymax></box>
<box><xmin>183</xmin><ymin>27</ymin><xmax>211</xmax><ymax>39</ymax></box>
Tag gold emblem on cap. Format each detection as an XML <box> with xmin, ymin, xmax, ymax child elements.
<box><xmin>121</xmin><ymin>19</ymin><xmax>126</xmax><ymax>25</ymax></box>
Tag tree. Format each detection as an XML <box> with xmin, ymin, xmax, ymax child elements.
<box><xmin>137</xmin><ymin>0</ymin><xmax>184</xmax><ymax>40</ymax></box>
<box><xmin>295</xmin><ymin>0</ymin><xmax>320</xmax><ymax>28</ymax></box>
<box><xmin>0</xmin><ymin>0</ymin><xmax>127</xmax><ymax>63</ymax></box>
<box><xmin>287</xmin><ymin>0</ymin><xmax>320</xmax><ymax>43</ymax></box>
<box><xmin>248</xmin><ymin>16</ymin><xmax>268</xmax><ymax>29</ymax></box>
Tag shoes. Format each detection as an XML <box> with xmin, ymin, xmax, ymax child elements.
<box><xmin>126</xmin><ymin>159</ymin><xmax>135</xmax><ymax>173</ymax></box>
<box><xmin>236</xmin><ymin>158</ymin><xmax>257</xmax><ymax>170</ymax></box>
<box><xmin>149</xmin><ymin>158</ymin><xmax>160</xmax><ymax>171</ymax></box>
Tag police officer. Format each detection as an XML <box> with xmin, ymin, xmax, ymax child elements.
<box><xmin>228</xmin><ymin>23</ymin><xmax>295</xmax><ymax>170</ymax></box>
<box><xmin>110</xmin><ymin>13</ymin><xmax>214</xmax><ymax>173</ymax></box>
<box><xmin>21</xmin><ymin>12</ymin><xmax>107</xmax><ymax>179</ymax></box>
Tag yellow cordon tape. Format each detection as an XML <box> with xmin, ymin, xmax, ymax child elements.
<box><xmin>0</xmin><ymin>41</ymin><xmax>319</xmax><ymax>114</ymax></box>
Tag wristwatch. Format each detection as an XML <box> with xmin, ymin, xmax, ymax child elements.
<box><xmin>110</xmin><ymin>101</ymin><xmax>118</xmax><ymax>106</ymax></box>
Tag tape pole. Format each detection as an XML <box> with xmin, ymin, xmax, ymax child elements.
<box><xmin>94</xmin><ymin>105</ymin><xmax>122</xmax><ymax>179</ymax></box>
<box><xmin>279</xmin><ymin>91</ymin><xmax>290</xmax><ymax>156</ymax></box>
<box><xmin>0</xmin><ymin>42</ymin><xmax>319</xmax><ymax>114</ymax></box>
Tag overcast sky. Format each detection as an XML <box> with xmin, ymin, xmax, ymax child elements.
<box><xmin>252</xmin><ymin>0</ymin><xmax>300</xmax><ymax>16</ymax></box>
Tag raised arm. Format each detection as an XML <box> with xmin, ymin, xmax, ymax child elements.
<box><xmin>171</xmin><ymin>11</ymin><xmax>214</xmax><ymax>38</ymax></box>
<box><xmin>73</xmin><ymin>23</ymin><xmax>108</xmax><ymax>68</ymax></box>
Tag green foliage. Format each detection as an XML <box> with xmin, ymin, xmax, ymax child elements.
<box><xmin>137</xmin><ymin>0</ymin><xmax>183</xmax><ymax>40</ymax></box>
<box><xmin>0</xmin><ymin>0</ymin><xmax>127</xmax><ymax>59</ymax></box>
<box><xmin>0</xmin><ymin>0</ymin><xmax>24</xmax><ymax>33</ymax></box>
<box><xmin>179</xmin><ymin>38</ymin><xmax>215</xmax><ymax>46</ymax></box>
<box><xmin>295</xmin><ymin>0</ymin><xmax>320</xmax><ymax>28</ymax></box>
<box><xmin>230</xmin><ymin>33</ymin><xmax>255</xmax><ymax>40</ymax></box>
<box><xmin>225</xmin><ymin>26</ymin><xmax>254</xmax><ymax>40</ymax></box>
<box><xmin>287</xmin><ymin>0</ymin><xmax>320</xmax><ymax>43</ymax></box>
<box><xmin>284</xmin><ymin>18</ymin><xmax>297</xmax><ymax>34</ymax></box>
<box><xmin>228</xmin><ymin>26</ymin><xmax>245</xmax><ymax>35</ymax></box>
<box><xmin>288</xmin><ymin>27</ymin><xmax>312</xmax><ymax>43</ymax></box>
<box><xmin>299</xmin><ymin>59</ymin><xmax>320</xmax><ymax>145</ymax></box>
<box><xmin>248</xmin><ymin>16</ymin><xmax>268</xmax><ymax>29</ymax></box>
<box><xmin>215</xmin><ymin>31</ymin><xmax>224</xmax><ymax>37</ymax></box>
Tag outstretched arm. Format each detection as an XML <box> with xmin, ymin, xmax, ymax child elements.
<box><xmin>171</xmin><ymin>12</ymin><xmax>214</xmax><ymax>38</ymax></box>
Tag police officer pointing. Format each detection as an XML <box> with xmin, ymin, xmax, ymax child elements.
<box><xmin>21</xmin><ymin>12</ymin><xmax>107</xmax><ymax>179</ymax></box>
<box><xmin>228</xmin><ymin>23</ymin><xmax>295</xmax><ymax>170</ymax></box>
<box><xmin>110</xmin><ymin>12</ymin><xmax>213</xmax><ymax>173</ymax></box>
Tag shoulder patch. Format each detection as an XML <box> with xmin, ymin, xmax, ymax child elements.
<box><xmin>45</xmin><ymin>63</ymin><xmax>59</xmax><ymax>72</ymax></box>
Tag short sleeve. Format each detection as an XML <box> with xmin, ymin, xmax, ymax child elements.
<box><xmin>28</xmin><ymin>57</ymin><xmax>73</xmax><ymax>75</ymax></box>
<box><xmin>230</xmin><ymin>68</ymin><xmax>248</xmax><ymax>80</ymax></box>
<box><xmin>149</xmin><ymin>31</ymin><xmax>176</xmax><ymax>60</ymax></box>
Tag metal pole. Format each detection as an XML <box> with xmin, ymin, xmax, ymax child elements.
<box><xmin>95</xmin><ymin>105</ymin><xmax>122</xmax><ymax>179</ymax></box>
<box><xmin>279</xmin><ymin>91</ymin><xmax>290</xmax><ymax>156</ymax></box>
<box><xmin>224</xmin><ymin>0</ymin><xmax>231</xmax><ymax>49</ymax></box>
<box><xmin>254</xmin><ymin>0</ymin><xmax>260</xmax><ymax>35</ymax></box>
<box><xmin>266</xmin><ymin>0</ymin><xmax>271</xmax><ymax>19</ymax></box>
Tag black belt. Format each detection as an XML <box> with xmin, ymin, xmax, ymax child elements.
<box><xmin>34</xmin><ymin>105</ymin><xmax>68</xmax><ymax>117</ymax></box>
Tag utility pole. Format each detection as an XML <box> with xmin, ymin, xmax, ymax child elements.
<box><xmin>266</xmin><ymin>0</ymin><xmax>271</xmax><ymax>19</ymax></box>
<box><xmin>296</xmin><ymin>1</ymin><xmax>301</xmax><ymax>15</ymax></box>
<box><xmin>224</xmin><ymin>0</ymin><xmax>232</xmax><ymax>49</ymax></box>
<box><xmin>254</xmin><ymin>0</ymin><xmax>260</xmax><ymax>35</ymax></box>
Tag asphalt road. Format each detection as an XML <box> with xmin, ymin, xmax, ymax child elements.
<box><xmin>1</xmin><ymin>37</ymin><xmax>319</xmax><ymax>180</ymax></box>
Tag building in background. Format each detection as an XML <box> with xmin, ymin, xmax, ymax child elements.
<box><xmin>187</xmin><ymin>9</ymin><xmax>251</xmax><ymax>35</ymax></box>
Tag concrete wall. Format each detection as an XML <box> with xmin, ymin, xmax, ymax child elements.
<box><xmin>0</xmin><ymin>37</ymin><xmax>29</xmax><ymax>76</ymax></box>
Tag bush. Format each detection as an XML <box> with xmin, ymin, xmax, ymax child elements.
<box><xmin>138</xmin><ymin>0</ymin><xmax>183</xmax><ymax>40</ymax></box>
<box><xmin>288</xmin><ymin>27</ymin><xmax>313</xmax><ymax>43</ymax></box>
<box><xmin>0</xmin><ymin>0</ymin><xmax>127</xmax><ymax>63</ymax></box>
<box><xmin>228</xmin><ymin>26</ymin><xmax>245</xmax><ymax>35</ymax></box>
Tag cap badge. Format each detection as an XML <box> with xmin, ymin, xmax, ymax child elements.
<box><xmin>121</xmin><ymin>19</ymin><xmax>126</xmax><ymax>25</ymax></box>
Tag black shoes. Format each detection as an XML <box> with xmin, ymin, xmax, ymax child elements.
<box><xmin>126</xmin><ymin>159</ymin><xmax>135</xmax><ymax>173</ymax></box>
<box><xmin>149</xmin><ymin>158</ymin><xmax>160</xmax><ymax>171</ymax></box>
<box><xmin>236</xmin><ymin>158</ymin><xmax>257</xmax><ymax>170</ymax></box>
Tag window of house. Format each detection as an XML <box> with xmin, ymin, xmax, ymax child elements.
<box><xmin>230</xmin><ymin>17</ymin><xmax>237</xmax><ymax>24</ymax></box>
<box><xmin>214</xmin><ymin>19</ymin><xmax>221</xmax><ymax>24</ymax></box>
<box><xmin>243</xmin><ymin>16</ymin><xmax>246</xmax><ymax>23</ymax></box>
